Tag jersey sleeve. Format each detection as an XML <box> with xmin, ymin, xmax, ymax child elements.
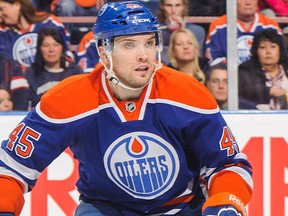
<box><xmin>0</xmin><ymin>70</ymin><xmax>100</xmax><ymax>191</ymax></box>
<box><xmin>0</xmin><ymin>108</ymin><xmax>74</xmax><ymax>189</ymax></box>
<box><xmin>186</xmin><ymin>111</ymin><xmax>253</xmax><ymax>205</ymax></box>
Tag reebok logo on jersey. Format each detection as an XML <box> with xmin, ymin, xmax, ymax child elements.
<box><xmin>104</xmin><ymin>132</ymin><xmax>179</xmax><ymax>199</ymax></box>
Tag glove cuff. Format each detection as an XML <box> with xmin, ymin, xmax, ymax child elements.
<box><xmin>202</xmin><ymin>192</ymin><xmax>247</xmax><ymax>216</ymax></box>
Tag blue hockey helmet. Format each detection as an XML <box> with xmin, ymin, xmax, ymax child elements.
<box><xmin>93</xmin><ymin>1</ymin><xmax>163</xmax><ymax>91</ymax></box>
<box><xmin>94</xmin><ymin>1</ymin><xmax>161</xmax><ymax>46</ymax></box>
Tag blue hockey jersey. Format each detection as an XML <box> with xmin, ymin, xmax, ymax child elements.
<box><xmin>0</xmin><ymin>64</ymin><xmax>253</xmax><ymax>215</ymax></box>
<box><xmin>205</xmin><ymin>12</ymin><xmax>281</xmax><ymax>65</ymax></box>
<box><xmin>0</xmin><ymin>14</ymin><xmax>71</xmax><ymax>70</ymax></box>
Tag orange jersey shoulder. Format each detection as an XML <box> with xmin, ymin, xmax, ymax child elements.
<box><xmin>257</xmin><ymin>13</ymin><xmax>279</xmax><ymax>27</ymax></box>
<box><xmin>40</xmin><ymin>64</ymin><xmax>218</xmax><ymax>119</ymax></box>
<box><xmin>206</xmin><ymin>15</ymin><xmax>227</xmax><ymax>41</ymax></box>
<box><xmin>209</xmin><ymin>15</ymin><xmax>227</xmax><ymax>30</ymax></box>
<box><xmin>152</xmin><ymin>65</ymin><xmax>218</xmax><ymax>110</ymax></box>
<box><xmin>257</xmin><ymin>13</ymin><xmax>281</xmax><ymax>33</ymax></box>
<box><xmin>40</xmin><ymin>63</ymin><xmax>107</xmax><ymax>119</ymax></box>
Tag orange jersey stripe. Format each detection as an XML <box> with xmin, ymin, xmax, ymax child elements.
<box><xmin>161</xmin><ymin>194</ymin><xmax>194</xmax><ymax>206</ymax></box>
<box><xmin>208</xmin><ymin>170</ymin><xmax>253</xmax><ymax>204</ymax></box>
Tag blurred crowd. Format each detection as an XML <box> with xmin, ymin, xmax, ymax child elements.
<box><xmin>1</xmin><ymin>0</ymin><xmax>288</xmax><ymax>112</ymax></box>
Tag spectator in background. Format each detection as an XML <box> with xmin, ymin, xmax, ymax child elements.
<box><xmin>24</xmin><ymin>27</ymin><xmax>84</xmax><ymax>108</ymax></box>
<box><xmin>0</xmin><ymin>0</ymin><xmax>72</xmax><ymax>70</ymax></box>
<box><xmin>75</xmin><ymin>30</ymin><xmax>99</xmax><ymax>73</ymax></box>
<box><xmin>157</xmin><ymin>0</ymin><xmax>206</xmax><ymax>65</ymax></box>
<box><xmin>167</xmin><ymin>28</ymin><xmax>208</xmax><ymax>83</ymax></box>
<box><xmin>238</xmin><ymin>29</ymin><xmax>288</xmax><ymax>110</ymax></box>
<box><xmin>0</xmin><ymin>51</ymin><xmax>29</xmax><ymax>110</ymax></box>
<box><xmin>0</xmin><ymin>84</ymin><xmax>13</xmax><ymax>111</ymax></box>
<box><xmin>205</xmin><ymin>0</ymin><xmax>282</xmax><ymax>66</ymax></box>
<box><xmin>258</xmin><ymin>0</ymin><xmax>288</xmax><ymax>17</ymax></box>
<box><xmin>205</xmin><ymin>62</ymin><xmax>228</xmax><ymax>110</ymax></box>
<box><xmin>206</xmin><ymin>62</ymin><xmax>257</xmax><ymax>110</ymax></box>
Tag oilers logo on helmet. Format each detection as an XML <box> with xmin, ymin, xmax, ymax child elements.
<box><xmin>126</xmin><ymin>3</ymin><xmax>143</xmax><ymax>9</ymax></box>
<box><xmin>13</xmin><ymin>33</ymin><xmax>38</xmax><ymax>67</ymax></box>
<box><xmin>97</xmin><ymin>3</ymin><xmax>108</xmax><ymax>16</ymax></box>
<box><xmin>104</xmin><ymin>132</ymin><xmax>179</xmax><ymax>199</ymax></box>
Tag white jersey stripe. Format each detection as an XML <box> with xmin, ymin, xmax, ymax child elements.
<box><xmin>0</xmin><ymin>148</ymin><xmax>41</xmax><ymax>181</ymax></box>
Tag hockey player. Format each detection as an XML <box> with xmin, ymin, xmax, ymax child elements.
<box><xmin>0</xmin><ymin>1</ymin><xmax>253</xmax><ymax>215</ymax></box>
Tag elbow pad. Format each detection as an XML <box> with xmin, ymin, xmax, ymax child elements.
<box><xmin>0</xmin><ymin>176</ymin><xmax>25</xmax><ymax>216</ymax></box>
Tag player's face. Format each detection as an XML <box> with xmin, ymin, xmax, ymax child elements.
<box><xmin>109</xmin><ymin>34</ymin><xmax>157</xmax><ymax>89</ymax></box>
<box><xmin>161</xmin><ymin>0</ymin><xmax>184</xmax><ymax>19</ymax></box>
<box><xmin>40</xmin><ymin>36</ymin><xmax>63</xmax><ymax>68</ymax></box>
<box><xmin>173</xmin><ymin>32</ymin><xmax>195</xmax><ymax>62</ymax></box>
<box><xmin>257</xmin><ymin>39</ymin><xmax>280</xmax><ymax>67</ymax></box>
<box><xmin>206</xmin><ymin>69</ymin><xmax>228</xmax><ymax>103</ymax></box>
<box><xmin>0</xmin><ymin>1</ymin><xmax>21</xmax><ymax>25</ymax></box>
<box><xmin>0</xmin><ymin>89</ymin><xmax>13</xmax><ymax>112</ymax></box>
<box><xmin>237</xmin><ymin>0</ymin><xmax>258</xmax><ymax>18</ymax></box>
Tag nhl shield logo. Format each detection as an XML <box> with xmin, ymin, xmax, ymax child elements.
<box><xmin>104</xmin><ymin>132</ymin><xmax>180</xmax><ymax>199</ymax></box>
<box><xmin>125</xmin><ymin>101</ymin><xmax>136</xmax><ymax>112</ymax></box>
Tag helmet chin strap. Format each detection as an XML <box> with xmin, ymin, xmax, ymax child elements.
<box><xmin>100</xmin><ymin>47</ymin><xmax>162</xmax><ymax>91</ymax></box>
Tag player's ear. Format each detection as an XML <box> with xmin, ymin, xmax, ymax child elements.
<box><xmin>98</xmin><ymin>46</ymin><xmax>109</xmax><ymax>65</ymax></box>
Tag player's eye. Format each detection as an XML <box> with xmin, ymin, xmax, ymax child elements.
<box><xmin>123</xmin><ymin>42</ymin><xmax>136</xmax><ymax>49</ymax></box>
<box><xmin>146</xmin><ymin>40</ymin><xmax>155</xmax><ymax>47</ymax></box>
